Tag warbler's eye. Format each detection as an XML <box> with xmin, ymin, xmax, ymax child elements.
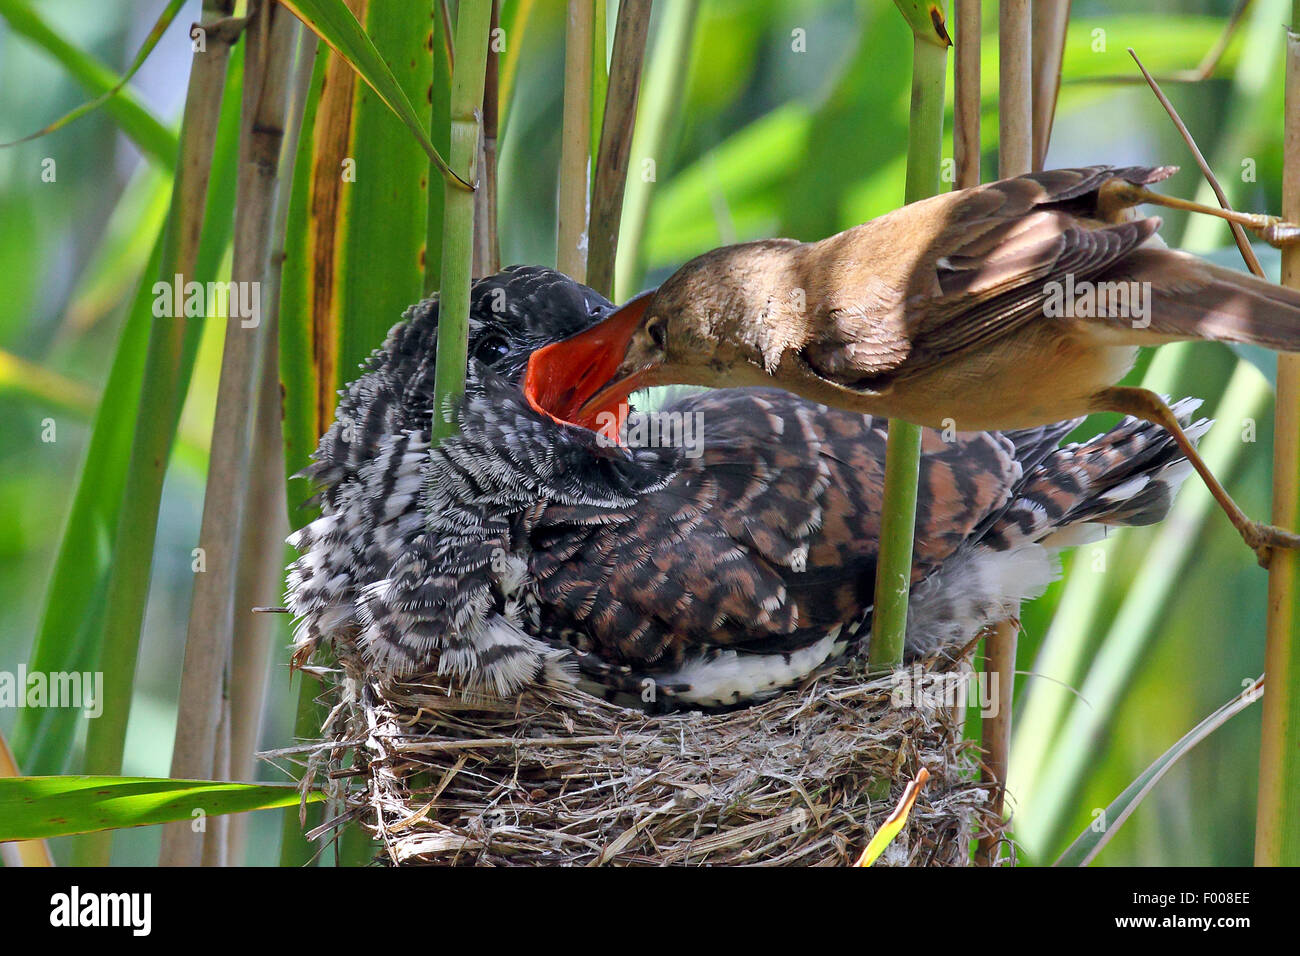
<box><xmin>472</xmin><ymin>333</ymin><xmax>511</xmax><ymax>366</ymax></box>
<box><xmin>647</xmin><ymin>315</ymin><xmax>667</xmax><ymax>350</ymax></box>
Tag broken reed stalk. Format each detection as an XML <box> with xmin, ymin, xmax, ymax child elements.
<box><xmin>869</xmin><ymin>1</ymin><xmax>949</xmax><ymax>672</ymax></box>
<box><xmin>1256</xmin><ymin>5</ymin><xmax>1300</xmax><ymax>867</ymax></box>
<box><xmin>558</xmin><ymin>0</ymin><xmax>594</xmax><ymax>281</ymax></box>
<box><xmin>159</xmin><ymin>0</ymin><xmax>298</xmax><ymax>867</ymax></box>
<box><xmin>586</xmin><ymin>0</ymin><xmax>652</xmax><ymax>299</ymax></box>
<box><xmin>977</xmin><ymin>0</ymin><xmax>1034</xmax><ymax>867</ymax></box>
<box><xmin>73</xmin><ymin>0</ymin><xmax>240</xmax><ymax>868</ymax></box>
<box><xmin>430</xmin><ymin>0</ymin><xmax>493</xmax><ymax>444</ymax></box>
<box><xmin>953</xmin><ymin>0</ymin><xmax>980</xmax><ymax>190</ymax></box>
<box><xmin>1030</xmin><ymin>0</ymin><xmax>1069</xmax><ymax>172</ymax></box>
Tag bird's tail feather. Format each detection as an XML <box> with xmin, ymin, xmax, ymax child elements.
<box><xmin>982</xmin><ymin>397</ymin><xmax>1209</xmax><ymax>552</ymax></box>
<box><xmin>1123</xmin><ymin>249</ymin><xmax>1300</xmax><ymax>352</ymax></box>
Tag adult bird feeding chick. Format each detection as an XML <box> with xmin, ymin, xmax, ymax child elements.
<box><xmin>525</xmin><ymin>165</ymin><xmax>1300</xmax><ymax>566</ymax></box>
<box><xmin>287</xmin><ymin>266</ymin><xmax>1205</xmax><ymax>708</ymax></box>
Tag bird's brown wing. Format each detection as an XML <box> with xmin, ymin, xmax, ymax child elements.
<box><xmin>804</xmin><ymin>165</ymin><xmax>1175</xmax><ymax>384</ymax></box>
<box><xmin>529</xmin><ymin>389</ymin><xmax>1024</xmax><ymax>666</ymax></box>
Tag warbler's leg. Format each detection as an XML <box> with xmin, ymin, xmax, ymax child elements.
<box><xmin>1093</xmin><ymin>386</ymin><xmax>1300</xmax><ymax>567</ymax></box>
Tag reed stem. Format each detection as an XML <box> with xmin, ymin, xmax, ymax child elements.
<box><xmin>586</xmin><ymin>0</ymin><xmax>652</xmax><ymax>299</ymax></box>
<box><xmin>953</xmin><ymin>0</ymin><xmax>980</xmax><ymax>190</ymax></box>
<box><xmin>1030</xmin><ymin>1</ymin><xmax>1070</xmax><ymax>171</ymax></box>
<box><xmin>558</xmin><ymin>0</ymin><xmax>595</xmax><ymax>281</ymax></box>
<box><xmin>1255</xmin><ymin>2</ymin><xmax>1300</xmax><ymax>866</ymax></box>
<box><xmin>473</xmin><ymin>0</ymin><xmax>501</xmax><ymax>277</ymax></box>
<box><xmin>869</xmin><ymin>3</ymin><xmax>949</xmax><ymax>672</ymax></box>
<box><xmin>978</xmin><ymin>0</ymin><xmax>1034</xmax><ymax>865</ymax></box>
<box><xmin>73</xmin><ymin>0</ymin><xmax>240</xmax><ymax>867</ymax></box>
<box><xmin>158</xmin><ymin>0</ymin><xmax>297</xmax><ymax>868</ymax></box>
<box><xmin>430</xmin><ymin>0</ymin><xmax>494</xmax><ymax>443</ymax></box>
<box><xmin>613</xmin><ymin>0</ymin><xmax>699</xmax><ymax>300</ymax></box>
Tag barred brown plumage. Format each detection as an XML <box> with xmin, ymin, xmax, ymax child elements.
<box><xmin>529</xmin><ymin>165</ymin><xmax>1298</xmax><ymax>564</ymax></box>
<box><xmin>285</xmin><ymin>265</ymin><xmax>1205</xmax><ymax>709</ymax></box>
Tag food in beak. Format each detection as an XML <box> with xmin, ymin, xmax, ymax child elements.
<box><xmin>524</xmin><ymin>293</ymin><xmax>654</xmax><ymax>441</ymax></box>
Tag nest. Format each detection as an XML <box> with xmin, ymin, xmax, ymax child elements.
<box><xmin>287</xmin><ymin>645</ymin><xmax>1004</xmax><ymax>866</ymax></box>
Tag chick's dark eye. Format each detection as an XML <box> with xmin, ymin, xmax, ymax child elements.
<box><xmin>647</xmin><ymin>316</ymin><xmax>667</xmax><ymax>349</ymax></box>
<box><xmin>472</xmin><ymin>334</ymin><xmax>511</xmax><ymax>366</ymax></box>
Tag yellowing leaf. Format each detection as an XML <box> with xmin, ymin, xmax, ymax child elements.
<box><xmin>855</xmin><ymin>767</ymin><xmax>931</xmax><ymax>867</ymax></box>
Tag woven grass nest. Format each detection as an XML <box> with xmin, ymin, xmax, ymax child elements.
<box><xmin>292</xmin><ymin>641</ymin><xmax>1004</xmax><ymax>866</ymax></box>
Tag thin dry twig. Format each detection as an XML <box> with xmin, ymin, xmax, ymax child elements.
<box><xmin>1128</xmin><ymin>46</ymin><xmax>1264</xmax><ymax>278</ymax></box>
<box><xmin>1082</xmin><ymin>0</ymin><xmax>1252</xmax><ymax>85</ymax></box>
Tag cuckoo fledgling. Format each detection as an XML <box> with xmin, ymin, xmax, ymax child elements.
<box><xmin>286</xmin><ymin>266</ymin><xmax>1203</xmax><ymax>709</ymax></box>
<box><xmin>524</xmin><ymin>165</ymin><xmax>1300</xmax><ymax>565</ymax></box>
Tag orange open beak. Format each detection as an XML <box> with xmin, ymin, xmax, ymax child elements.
<box><xmin>524</xmin><ymin>292</ymin><xmax>656</xmax><ymax>443</ymax></box>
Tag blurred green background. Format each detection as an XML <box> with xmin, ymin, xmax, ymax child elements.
<box><xmin>0</xmin><ymin>0</ymin><xmax>1286</xmax><ymax>864</ymax></box>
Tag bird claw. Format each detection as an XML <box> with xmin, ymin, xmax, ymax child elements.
<box><xmin>1258</xmin><ymin>220</ymin><xmax>1300</xmax><ymax>248</ymax></box>
<box><xmin>1241</xmin><ymin>520</ymin><xmax>1300</xmax><ymax>569</ymax></box>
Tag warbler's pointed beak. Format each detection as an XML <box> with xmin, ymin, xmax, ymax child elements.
<box><xmin>524</xmin><ymin>291</ymin><xmax>659</xmax><ymax>440</ymax></box>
